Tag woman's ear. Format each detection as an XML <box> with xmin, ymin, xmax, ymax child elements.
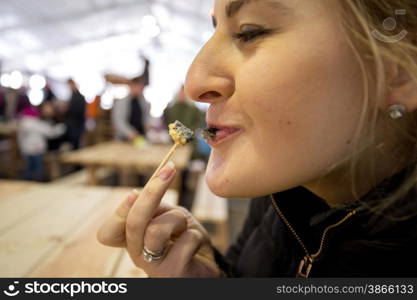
<box><xmin>386</xmin><ymin>63</ymin><xmax>417</xmax><ymax>113</ymax></box>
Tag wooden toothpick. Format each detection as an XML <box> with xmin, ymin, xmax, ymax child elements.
<box><xmin>147</xmin><ymin>143</ymin><xmax>179</xmax><ymax>184</ymax></box>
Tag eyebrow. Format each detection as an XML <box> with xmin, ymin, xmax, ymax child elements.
<box><xmin>225</xmin><ymin>0</ymin><xmax>289</xmax><ymax>18</ymax></box>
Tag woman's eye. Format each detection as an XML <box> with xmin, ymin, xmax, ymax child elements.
<box><xmin>232</xmin><ymin>25</ymin><xmax>273</xmax><ymax>43</ymax></box>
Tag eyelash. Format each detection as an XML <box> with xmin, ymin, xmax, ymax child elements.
<box><xmin>232</xmin><ymin>28</ymin><xmax>273</xmax><ymax>43</ymax></box>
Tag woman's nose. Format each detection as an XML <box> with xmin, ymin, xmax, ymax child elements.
<box><xmin>184</xmin><ymin>39</ymin><xmax>234</xmax><ymax>104</ymax></box>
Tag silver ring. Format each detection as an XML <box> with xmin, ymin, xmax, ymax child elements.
<box><xmin>142</xmin><ymin>246</ymin><xmax>165</xmax><ymax>263</ymax></box>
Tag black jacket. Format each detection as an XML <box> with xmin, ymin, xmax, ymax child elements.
<box><xmin>213</xmin><ymin>165</ymin><xmax>417</xmax><ymax>277</ymax></box>
<box><xmin>66</xmin><ymin>90</ymin><xmax>86</xmax><ymax>129</ymax></box>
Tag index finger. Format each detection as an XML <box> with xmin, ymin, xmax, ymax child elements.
<box><xmin>125</xmin><ymin>161</ymin><xmax>177</xmax><ymax>259</ymax></box>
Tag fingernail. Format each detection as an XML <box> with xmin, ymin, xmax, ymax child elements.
<box><xmin>125</xmin><ymin>190</ymin><xmax>139</xmax><ymax>208</ymax></box>
<box><xmin>157</xmin><ymin>161</ymin><xmax>175</xmax><ymax>181</ymax></box>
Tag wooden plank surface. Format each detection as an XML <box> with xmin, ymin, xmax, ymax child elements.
<box><xmin>0</xmin><ymin>183</ymin><xmax>65</xmax><ymax>234</ymax></box>
<box><xmin>0</xmin><ymin>122</ymin><xmax>17</xmax><ymax>137</ymax></box>
<box><xmin>0</xmin><ymin>181</ymin><xmax>39</xmax><ymax>200</ymax></box>
<box><xmin>29</xmin><ymin>187</ymin><xmax>176</xmax><ymax>278</ymax></box>
<box><xmin>27</xmin><ymin>187</ymin><xmax>128</xmax><ymax>277</ymax></box>
<box><xmin>0</xmin><ymin>181</ymin><xmax>177</xmax><ymax>277</ymax></box>
<box><xmin>0</xmin><ymin>185</ymin><xmax>109</xmax><ymax>277</ymax></box>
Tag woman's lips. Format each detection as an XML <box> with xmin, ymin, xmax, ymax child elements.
<box><xmin>206</xmin><ymin>127</ymin><xmax>242</xmax><ymax>147</ymax></box>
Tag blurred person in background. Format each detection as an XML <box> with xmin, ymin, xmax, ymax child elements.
<box><xmin>43</xmin><ymin>83</ymin><xmax>58</xmax><ymax>103</ymax></box>
<box><xmin>85</xmin><ymin>94</ymin><xmax>102</xmax><ymax>145</ymax></box>
<box><xmin>14</xmin><ymin>88</ymin><xmax>31</xmax><ymax>119</ymax></box>
<box><xmin>17</xmin><ymin>103</ymin><xmax>65</xmax><ymax>181</ymax></box>
<box><xmin>111</xmin><ymin>58</ymin><xmax>150</xmax><ymax>142</ymax></box>
<box><xmin>65</xmin><ymin>79</ymin><xmax>86</xmax><ymax>150</ymax></box>
<box><xmin>0</xmin><ymin>87</ymin><xmax>5</xmax><ymax>121</ymax></box>
<box><xmin>163</xmin><ymin>85</ymin><xmax>203</xmax><ymax>129</ymax></box>
<box><xmin>0</xmin><ymin>87</ymin><xmax>28</xmax><ymax>121</ymax></box>
<box><xmin>163</xmin><ymin>86</ymin><xmax>211</xmax><ymax>158</ymax></box>
<box><xmin>163</xmin><ymin>85</ymin><xmax>205</xmax><ymax>158</ymax></box>
<box><xmin>86</xmin><ymin>95</ymin><xmax>101</xmax><ymax>121</ymax></box>
<box><xmin>39</xmin><ymin>83</ymin><xmax>67</xmax><ymax>151</ymax></box>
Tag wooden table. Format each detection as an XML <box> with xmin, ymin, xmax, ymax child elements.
<box><xmin>60</xmin><ymin>141</ymin><xmax>192</xmax><ymax>187</ymax></box>
<box><xmin>0</xmin><ymin>122</ymin><xmax>17</xmax><ymax>137</ymax></box>
<box><xmin>0</xmin><ymin>180</ymin><xmax>178</xmax><ymax>277</ymax></box>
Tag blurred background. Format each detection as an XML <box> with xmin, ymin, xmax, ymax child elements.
<box><xmin>0</xmin><ymin>0</ymin><xmax>213</xmax><ymax>113</ymax></box>
<box><xmin>0</xmin><ymin>0</ymin><xmax>250</xmax><ymax>278</ymax></box>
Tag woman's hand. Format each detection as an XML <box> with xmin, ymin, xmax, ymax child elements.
<box><xmin>96</xmin><ymin>161</ymin><xmax>222</xmax><ymax>277</ymax></box>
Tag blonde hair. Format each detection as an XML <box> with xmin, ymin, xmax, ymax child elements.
<box><xmin>336</xmin><ymin>0</ymin><xmax>417</xmax><ymax>223</ymax></box>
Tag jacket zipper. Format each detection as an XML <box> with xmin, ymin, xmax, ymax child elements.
<box><xmin>270</xmin><ymin>195</ymin><xmax>357</xmax><ymax>278</ymax></box>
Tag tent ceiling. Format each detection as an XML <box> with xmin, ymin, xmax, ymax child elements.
<box><xmin>0</xmin><ymin>0</ymin><xmax>214</xmax><ymax>114</ymax></box>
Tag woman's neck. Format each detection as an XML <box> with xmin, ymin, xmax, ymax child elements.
<box><xmin>302</xmin><ymin>142</ymin><xmax>409</xmax><ymax>208</ymax></box>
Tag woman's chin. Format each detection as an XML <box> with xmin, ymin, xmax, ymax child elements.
<box><xmin>205</xmin><ymin>165</ymin><xmax>292</xmax><ymax>199</ymax></box>
<box><xmin>205</xmin><ymin>170</ymin><xmax>258</xmax><ymax>198</ymax></box>
<box><xmin>205</xmin><ymin>170</ymin><xmax>231</xmax><ymax>197</ymax></box>
<box><xmin>205</xmin><ymin>152</ymin><xmax>267</xmax><ymax>198</ymax></box>
<box><xmin>205</xmin><ymin>165</ymin><xmax>243</xmax><ymax>197</ymax></box>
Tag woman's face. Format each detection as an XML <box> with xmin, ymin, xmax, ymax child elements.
<box><xmin>185</xmin><ymin>0</ymin><xmax>365</xmax><ymax>198</ymax></box>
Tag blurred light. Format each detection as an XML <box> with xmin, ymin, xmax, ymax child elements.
<box><xmin>25</xmin><ymin>55</ymin><xmax>44</xmax><ymax>72</ymax></box>
<box><xmin>28</xmin><ymin>89</ymin><xmax>44</xmax><ymax>106</ymax></box>
<box><xmin>52</xmin><ymin>83</ymin><xmax>71</xmax><ymax>102</ymax></box>
<box><xmin>140</xmin><ymin>24</ymin><xmax>160</xmax><ymax>39</ymax></box>
<box><xmin>10</xmin><ymin>71</ymin><xmax>23</xmax><ymax>90</ymax></box>
<box><xmin>151</xmin><ymin>3</ymin><xmax>171</xmax><ymax>28</ymax></box>
<box><xmin>142</xmin><ymin>15</ymin><xmax>157</xmax><ymax>27</ymax></box>
<box><xmin>100</xmin><ymin>88</ymin><xmax>114</xmax><ymax>110</ymax></box>
<box><xmin>84</xmin><ymin>96</ymin><xmax>95</xmax><ymax>104</ymax></box>
<box><xmin>203</xmin><ymin>31</ymin><xmax>214</xmax><ymax>42</ymax></box>
<box><xmin>141</xmin><ymin>15</ymin><xmax>160</xmax><ymax>38</ymax></box>
<box><xmin>114</xmin><ymin>85</ymin><xmax>129</xmax><ymax>99</ymax></box>
<box><xmin>145</xmin><ymin>25</ymin><xmax>160</xmax><ymax>38</ymax></box>
<box><xmin>29</xmin><ymin>75</ymin><xmax>46</xmax><ymax>90</ymax></box>
<box><xmin>73</xmin><ymin>71</ymin><xmax>105</xmax><ymax>103</ymax></box>
<box><xmin>47</xmin><ymin>64</ymin><xmax>71</xmax><ymax>81</ymax></box>
<box><xmin>160</xmin><ymin>32</ymin><xmax>194</xmax><ymax>50</ymax></box>
<box><xmin>144</xmin><ymin>86</ymin><xmax>173</xmax><ymax>118</ymax></box>
<box><xmin>172</xmin><ymin>18</ymin><xmax>194</xmax><ymax>36</ymax></box>
<box><xmin>0</xmin><ymin>74</ymin><xmax>11</xmax><ymax>88</ymax></box>
<box><xmin>78</xmin><ymin>76</ymin><xmax>105</xmax><ymax>103</ymax></box>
